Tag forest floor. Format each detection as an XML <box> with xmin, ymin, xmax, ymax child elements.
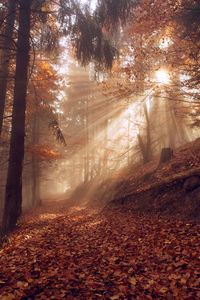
<box><xmin>0</xmin><ymin>199</ymin><xmax>200</xmax><ymax>299</ymax></box>
<box><xmin>1</xmin><ymin>138</ymin><xmax>200</xmax><ymax>299</ymax></box>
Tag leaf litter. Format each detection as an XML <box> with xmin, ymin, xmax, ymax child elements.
<box><xmin>0</xmin><ymin>200</ymin><xmax>200</xmax><ymax>299</ymax></box>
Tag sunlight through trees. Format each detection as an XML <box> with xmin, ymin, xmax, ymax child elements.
<box><xmin>0</xmin><ymin>0</ymin><xmax>199</xmax><ymax>236</ymax></box>
<box><xmin>155</xmin><ymin>69</ymin><xmax>170</xmax><ymax>85</ymax></box>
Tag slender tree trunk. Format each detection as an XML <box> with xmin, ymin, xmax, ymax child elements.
<box><xmin>31</xmin><ymin>113</ymin><xmax>41</xmax><ymax>206</ymax></box>
<box><xmin>144</xmin><ymin>103</ymin><xmax>152</xmax><ymax>162</ymax></box>
<box><xmin>2</xmin><ymin>0</ymin><xmax>31</xmax><ymax>235</ymax></box>
<box><xmin>32</xmin><ymin>160</ymin><xmax>41</xmax><ymax>206</ymax></box>
<box><xmin>138</xmin><ymin>103</ymin><xmax>152</xmax><ymax>164</ymax></box>
<box><xmin>127</xmin><ymin>111</ymin><xmax>130</xmax><ymax>166</ymax></box>
<box><xmin>84</xmin><ymin>98</ymin><xmax>89</xmax><ymax>182</ymax></box>
<box><xmin>137</xmin><ymin>133</ymin><xmax>146</xmax><ymax>164</ymax></box>
<box><xmin>103</xmin><ymin>118</ymin><xmax>108</xmax><ymax>175</ymax></box>
<box><xmin>0</xmin><ymin>0</ymin><xmax>16</xmax><ymax>135</ymax></box>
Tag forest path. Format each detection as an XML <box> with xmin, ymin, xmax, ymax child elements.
<box><xmin>0</xmin><ymin>199</ymin><xmax>200</xmax><ymax>299</ymax></box>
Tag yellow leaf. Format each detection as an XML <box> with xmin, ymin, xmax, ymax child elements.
<box><xmin>129</xmin><ymin>277</ymin><xmax>137</xmax><ymax>285</ymax></box>
<box><xmin>41</xmin><ymin>6</ymin><xmax>48</xmax><ymax>12</ymax></box>
<box><xmin>180</xmin><ymin>278</ymin><xmax>187</xmax><ymax>284</ymax></box>
<box><xmin>47</xmin><ymin>70</ymin><xmax>53</xmax><ymax>76</ymax></box>
<box><xmin>0</xmin><ymin>280</ymin><xmax>5</xmax><ymax>285</ymax></box>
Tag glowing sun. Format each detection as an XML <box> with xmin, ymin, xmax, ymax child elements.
<box><xmin>156</xmin><ymin>69</ymin><xmax>170</xmax><ymax>84</ymax></box>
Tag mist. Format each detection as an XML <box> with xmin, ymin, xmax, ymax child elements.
<box><xmin>27</xmin><ymin>61</ymin><xmax>198</xmax><ymax>209</ymax></box>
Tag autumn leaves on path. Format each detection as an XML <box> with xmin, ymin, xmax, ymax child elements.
<box><xmin>0</xmin><ymin>201</ymin><xmax>200</xmax><ymax>299</ymax></box>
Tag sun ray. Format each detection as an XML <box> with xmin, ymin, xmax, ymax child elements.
<box><xmin>156</xmin><ymin>69</ymin><xmax>170</xmax><ymax>84</ymax></box>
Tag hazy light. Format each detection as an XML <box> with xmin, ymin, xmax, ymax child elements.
<box><xmin>80</xmin><ymin>0</ymin><xmax>97</xmax><ymax>11</ymax></box>
<box><xmin>39</xmin><ymin>213</ymin><xmax>61</xmax><ymax>220</ymax></box>
<box><xmin>156</xmin><ymin>69</ymin><xmax>170</xmax><ymax>84</ymax></box>
<box><xmin>56</xmin><ymin>108</ymin><xmax>64</xmax><ymax>114</ymax></box>
<box><xmin>180</xmin><ymin>74</ymin><xmax>190</xmax><ymax>82</ymax></box>
<box><xmin>159</xmin><ymin>37</ymin><xmax>171</xmax><ymax>49</ymax></box>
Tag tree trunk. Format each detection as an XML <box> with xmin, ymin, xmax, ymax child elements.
<box><xmin>32</xmin><ymin>113</ymin><xmax>41</xmax><ymax>206</ymax></box>
<box><xmin>127</xmin><ymin>111</ymin><xmax>130</xmax><ymax>166</ymax></box>
<box><xmin>159</xmin><ymin>147</ymin><xmax>173</xmax><ymax>165</ymax></box>
<box><xmin>32</xmin><ymin>159</ymin><xmax>41</xmax><ymax>206</ymax></box>
<box><xmin>138</xmin><ymin>103</ymin><xmax>152</xmax><ymax>164</ymax></box>
<box><xmin>137</xmin><ymin>133</ymin><xmax>147</xmax><ymax>164</ymax></box>
<box><xmin>103</xmin><ymin>118</ymin><xmax>108</xmax><ymax>174</ymax></box>
<box><xmin>0</xmin><ymin>0</ymin><xmax>16</xmax><ymax>135</ymax></box>
<box><xmin>1</xmin><ymin>0</ymin><xmax>31</xmax><ymax>235</ymax></box>
<box><xmin>84</xmin><ymin>97</ymin><xmax>89</xmax><ymax>182</ymax></box>
<box><xmin>144</xmin><ymin>103</ymin><xmax>152</xmax><ymax>162</ymax></box>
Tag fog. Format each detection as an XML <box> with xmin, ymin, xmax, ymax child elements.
<box><xmin>30</xmin><ymin>63</ymin><xmax>199</xmax><ymax>208</ymax></box>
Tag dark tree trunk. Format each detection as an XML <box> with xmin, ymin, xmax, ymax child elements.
<box><xmin>0</xmin><ymin>0</ymin><xmax>16</xmax><ymax>135</ymax></box>
<box><xmin>2</xmin><ymin>0</ymin><xmax>31</xmax><ymax>235</ymax></box>
<box><xmin>159</xmin><ymin>147</ymin><xmax>173</xmax><ymax>165</ymax></box>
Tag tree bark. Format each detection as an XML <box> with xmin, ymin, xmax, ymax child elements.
<box><xmin>0</xmin><ymin>0</ymin><xmax>16</xmax><ymax>135</ymax></box>
<box><xmin>159</xmin><ymin>147</ymin><xmax>173</xmax><ymax>165</ymax></box>
<box><xmin>31</xmin><ymin>113</ymin><xmax>41</xmax><ymax>206</ymax></box>
<box><xmin>2</xmin><ymin>0</ymin><xmax>31</xmax><ymax>235</ymax></box>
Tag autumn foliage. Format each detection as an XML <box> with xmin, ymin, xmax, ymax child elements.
<box><xmin>0</xmin><ymin>200</ymin><xmax>200</xmax><ymax>299</ymax></box>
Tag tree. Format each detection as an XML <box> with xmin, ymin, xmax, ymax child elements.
<box><xmin>1</xmin><ymin>0</ymin><xmax>120</xmax><ymax>235</ymax></box>
<box><xmin>137</xmin><ymin>103</ymin><xmax>152</xmax><ymax>164</ymax></box>
<box><xmin>97</xmin><ymin>0</ymin><xmax>199</xmax><ymax>166</ymax></box>
<box><xmin>2</xmin><ymin>0</ymin><xmax>31</xmax><ymax>234</ymax></box>
<box><xmin>0</xmin><ymin>0</ymin><xmax>16</xmax><ymax>135</ymax></box>
<box><xmin>25</xmin><ymin>59</ymin><xmax>65</xmax><ymax>205</ymax></box>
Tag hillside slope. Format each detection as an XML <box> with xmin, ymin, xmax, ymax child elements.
<box><xmin>104</xmin><ymin>138</ymin><xmax>200</xmax><ymax>221</ymax></box>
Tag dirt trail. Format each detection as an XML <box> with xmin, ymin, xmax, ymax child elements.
<box><xmin>0</xmin><ymin>199</ymin><xmax>200</xmax><ymax>299</ymax></box>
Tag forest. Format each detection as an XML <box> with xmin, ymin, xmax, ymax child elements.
<box><xmin>0</xmin><ymin>0</ymin><xmax>200</xmax><ymax>298</ymax></box>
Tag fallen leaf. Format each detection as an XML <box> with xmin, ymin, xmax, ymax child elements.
<box><xmin>129</xmin><ymin>277</ymin><xmax>137</xmax><ymax>285</ymax></box>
